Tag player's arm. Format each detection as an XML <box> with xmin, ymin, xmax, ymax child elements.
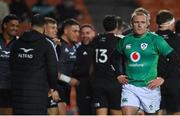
<box><xmin>110</xmin><ymin>49</ymin><xmax>128</xmax><ymax>84</ymax></box>
<box><xmin>148</xmin><ymin>51</ymin><xmax>179</xmax><ymax>90</ymax></box>
<box><xmin>45</xmin><ymin>40</ymin><xmax>60</xmax><ymax>101</ymax></box>
<box><xmin>57</xmin><ymin>73</ymin><xmax>79</xmax><ymax>86</ymax></box>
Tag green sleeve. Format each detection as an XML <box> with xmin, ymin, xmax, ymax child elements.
<box><xmin>154</xmin><ymin>35</ymin><xmax>173</xmax><ymax>56</ymax></box>
<box><xmin>116</xmin><ymin>38</ymin><xmax>124</xmax><ymax>54</ymax></box>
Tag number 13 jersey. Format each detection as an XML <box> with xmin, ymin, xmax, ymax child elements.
<box><xmin>92</xmin><ymin>33</ymin><xmax>122</xmax><ymax>82</ymax></box>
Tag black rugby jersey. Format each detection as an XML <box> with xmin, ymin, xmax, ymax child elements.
<box><xmin>92</xmin><ymin>33</ymin><xmax>123</xmax><ymax>82</ymax></box>
<box><xmin>156</xmin><ymin>30</ymin><xmax>180</xmax><ymax>79</ymax></box>
<box><xmin>0</xmin><ymin>34</ymin><xmax>17</xmax><ymax>89</ymax></box>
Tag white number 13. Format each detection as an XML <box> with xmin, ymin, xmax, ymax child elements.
<box><xmin>95</xmin><ymin>49</ymin><xmax>108</xmax><ymax>63</ymax></box>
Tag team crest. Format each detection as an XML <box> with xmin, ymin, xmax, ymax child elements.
<box><xmin>141</xmin><ymin>43</ymin><xmax>148</xmax><ymax>50</ymax></box>
<box><xmin>125</xmin><ymin>44</ymin><xmax>131</xmax><ymax>49</ymax></box>
<box><xmin>130</xmin><ymin>51</ymin><xmax>140</xmax><ymax>62</ymax></box>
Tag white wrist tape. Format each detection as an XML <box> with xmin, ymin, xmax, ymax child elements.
<box><xmin>58</xmin><ymin>74</ymin><xmax>71</xmax><ymax>83</ymax></box>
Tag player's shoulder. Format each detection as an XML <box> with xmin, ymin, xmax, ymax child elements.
<box><xmin>147</xmin><ymin>31</ymin><xmax>162</xmax><ymax>38</ymax></box>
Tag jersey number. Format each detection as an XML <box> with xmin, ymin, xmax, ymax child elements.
<box><xmin>95</xmin><ymin>49</ymin><xmax>108</xmax><ymax>63</ymax></box>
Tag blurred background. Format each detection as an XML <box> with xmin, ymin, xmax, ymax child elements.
<box><xmin>0</xmin><ymin>0</ymin><xmax>180</xmax><ymax>34</ymax></box>
<box><xmin>1</xmin><ymin>0</ymin><xmax>180</xmax><ymax>114</ymax></box>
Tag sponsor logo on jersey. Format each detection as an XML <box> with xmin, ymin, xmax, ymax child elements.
<box><xmin>20</xmin><ymin>48</ymin><xmax>34</xmax><ymax>53</ymax></box>
<box><xmin>18</xmin><ymin>48</ymin><xmax>34</xmax><ymax>59</ymax></box>
<box><xmin>162</xmin><ymin>34</ymin><xmax>169</xmax><ymax>39</ymax></box>
<box><xmin>100</xmin><ymin>37</ymin><xmax>106</xmax><ymax>42</ymax></box>
<box><xmin>2</xmin><ymin>50</ymin><xmax>10</xmax><ymax>55</ymax></box>
<box><xmin>149</xmin><ymin>105</ymin><xmax>153</xmax><ymax>110</ymax></box>
<box><xmin>140</xmin><ymin>43</ymin><xmax>148</xmax><ymax>50</ymax></box>
<box><xmin>122</xmin><ymin>98</ymin><xmax>128</xmax><ymax>103</ymax></box>
<box><xmin>65</xmin><ymin>48</ymin><xmax>69</xmax><ymax>52</ymax></box>
<box><xmin>83</xmin><ymin>51</ymin><xmax>88</xmax><ymax>55</ymax></box>
<box><xmin>0</xmin><ymin>50</ymin><xmax>10</xmax><ymax>58</ymax></box>
<box><xmin>130</xmin><ymin>51</ymin><xmax>140</xmax><ymax>62</ymax></box>
<box><xmin>126</xmin><ymin>44</ymin><xmax>131</xmax><ymax>49</ymax></box>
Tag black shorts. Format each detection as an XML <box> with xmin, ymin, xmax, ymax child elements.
<box><xmin>57</xmin><ymin>82</ymin><xmax>71</xmax><ymax>104</ymax></box>
<box><xmin>91</xmin><ymin>80</ymin><xmax>121</xmax><ymax>110</ymax></box>
<box><xmin>162</xmin><ymin>78</ymin><xmax>180</xmax><ymax>112</ymax></box>
<box><xmin>0</xmin><ymin>89</ymin><xmax>12</xmax><ymax>107</ymax></box>
<box><xmin>76</xmin><ymin>78</ymin><xmax>95</xmax><ymax>114</ymax></box>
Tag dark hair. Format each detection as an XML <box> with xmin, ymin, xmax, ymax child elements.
<box><xmin>116</xmin><ymin>16</ymin><xmax>123</xmax><ymax>29</ymax></box>
<box><xmin>31</xmin><ymin>14</ymin><xmax>45</xmax><ymax>27</ymax></box>
<box><xmin>103</xmin><ymin>15</ymin><xmax>118</xmax><ymax>32</ymax></box>
<box><xmin>175</xmin><ymin>20</ymin><xmax>180</xmax><ymax>34</ymax></box>
<box><xmin>156</xmin><ymin>10</ymin><xmax>174</xmax><ymax>25</ymax></box>
<box><xmin>44</xmin><ymin>17</ymin><xmax>57</xmax><ymax>25</ymax></box>
<box><xmin>58</xmin><ymin>18</ymin><xmax>80</xmax><ymax>36</ymax></box>
<box><xmin>1</xmin><ymin>14</ymin><xmax>19</xmax><ymax>31</ymax></box>
<box><xmin>80</xmin><ymin>24</ymin><xmax>95</xmax><ymax>32</ymax></box>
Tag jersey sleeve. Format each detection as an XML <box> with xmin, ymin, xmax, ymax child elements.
<box><xmin>116</xmin><ymin>38</ymin><xmax>124</xmax><ymax>54</ymax></box>
<box><xmin>154</xmin><ymin>35</ymin><xmax>173</xmax><ymax>57</ymax></box>
<box><xmin>45</xmin><ymin>40</ymin><xmax>58</xmax><ymax>90</ymax></box>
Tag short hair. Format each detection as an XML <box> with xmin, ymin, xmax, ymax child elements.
<box><xmin>1</xmin><ymin>14</ymin><xmax>19</xmax><ymax>31</ymax></box>
<box><xmin>44</xmin><ymin>17</ymin><xmax>57</xmax><ymax>25</ymax></box>
<box><xmin>103</xmin><ymin>15</ymin><xmax>118</xmax><ymax>32</ymax></box>
<box><xmin>116</xmin><ymin>16</ymin><xmax>123</xmax><ymax>29</ymax></box>
<box><xmin>156</xmin><ymin>10</ymin><xmax>174</xmax><ymax>25</ymax></box>
<box><xmin>80</xmin><ymin>24</ymin><xmax>95</xmax><ymax>32</ymax></box>
<box><xmin>175</xmin><ymin>20</ymin><xmax>180</xmax><ymax>34</ymax></box>
<box><xmin>131</xmin><ymin>11</ymin><xmax>148</xmax><ymax>23</ymax></box>
<box><xmin>58</xmin><ymin>18</ymin><xmax>80</xmax><ymax>36</ymax></box>
<box><xmin>31</xmin><ymin>14</ymin><xmax>45</xmax><ymax>27</ymax></box>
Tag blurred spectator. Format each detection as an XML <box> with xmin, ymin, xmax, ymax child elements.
<box><xmin>0</xmin><ymin>14</ymin><xmax>20</xmax><ymax>115</ymax></box>
<box><xmin>0</xmin><ymin>0</ymin><xmax>10</xmax><ymax>32</ymax></box>
<box><xmin>56</xmin><ymin>0</ymin><xmax>82</xmax><ymax>23</ymax></box>
<box><xmin>9</xmin><ymin>0</ymin><xmax>31</xmax><ymax>22</ymax></box>
<box><xmin>32</xmin><ymin>0</ymin><xmax>56</xmax><ymax>18</ymax></box>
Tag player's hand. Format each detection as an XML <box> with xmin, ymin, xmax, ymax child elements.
<box><xmin>69</xmin><ymin>78</ymin><xmax>80</xmax><ymax>86</ymax></box>
<box><xmin>117</xmin><ymin>75</ymin><xmax>128</xmax><ymax>84</ymax></box>
<box><xmin>52</xmin><ymin>38</ymin><xmax>61</xmax><ymax>46</ymax></box>
<box><xmin>148</xmin><ymin>77</ymin><xmax>164</xmax><ymax>90</ymax></box>
<box><xmin>50</xmin><ymin>89</ymin><xmax>60</xmax><ymax>102</ymax></box>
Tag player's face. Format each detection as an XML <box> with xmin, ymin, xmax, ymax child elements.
<box><xmin>80</xmin><ymin>27</ymin><xmax>95</xmax><ymax>45</ymax></box>
<box><xmin>66</xmin><ymin>25</ymin><xmax>80</xmax><ymax>43</ymax></box>
<box><xmin>3</xmin><ymin>20</ymin><xmax>19</xmax><ymax>37</ymax></box>
<box><xmin>132</xmin><ymin>15</ymin><xmax>148</xmax><ymax>36</ymax></box>
<box><xmin>44</xmin><ymin>23</ymin><xmax>58</xmax><ymax>38</ymax></box>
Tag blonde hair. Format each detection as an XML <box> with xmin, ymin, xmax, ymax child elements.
<box><xmin>131</xmin><ymin>11</ymin><xmax>148</xmax><ymax>23</ymax></box>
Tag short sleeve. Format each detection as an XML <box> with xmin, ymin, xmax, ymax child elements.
<box><xmin>154</xmin><ymin>35</ymin><xmax>173</xmax><ymax>56</ymax></box>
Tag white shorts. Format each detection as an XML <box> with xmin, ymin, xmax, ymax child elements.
<box><xmin>121</xmin><ymin>84</ymin><xmax>161</xmax><ymax>113</ymax></box>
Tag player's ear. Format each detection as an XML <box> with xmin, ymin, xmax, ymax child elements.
<box><xmin>3</xmin><ymin>23</ymin><xmax>7</xmax><ymax>29</ymax></box>
<box><xmin>64</xmin><ymin>28</ymin><xmax>68</xmax><ymax>35</ymax></box>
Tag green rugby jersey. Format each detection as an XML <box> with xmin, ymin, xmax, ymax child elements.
<box><xmin>116</xmin><ymin>32</ymin><xmax>173</xmax><ymax>87</ymax></box>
